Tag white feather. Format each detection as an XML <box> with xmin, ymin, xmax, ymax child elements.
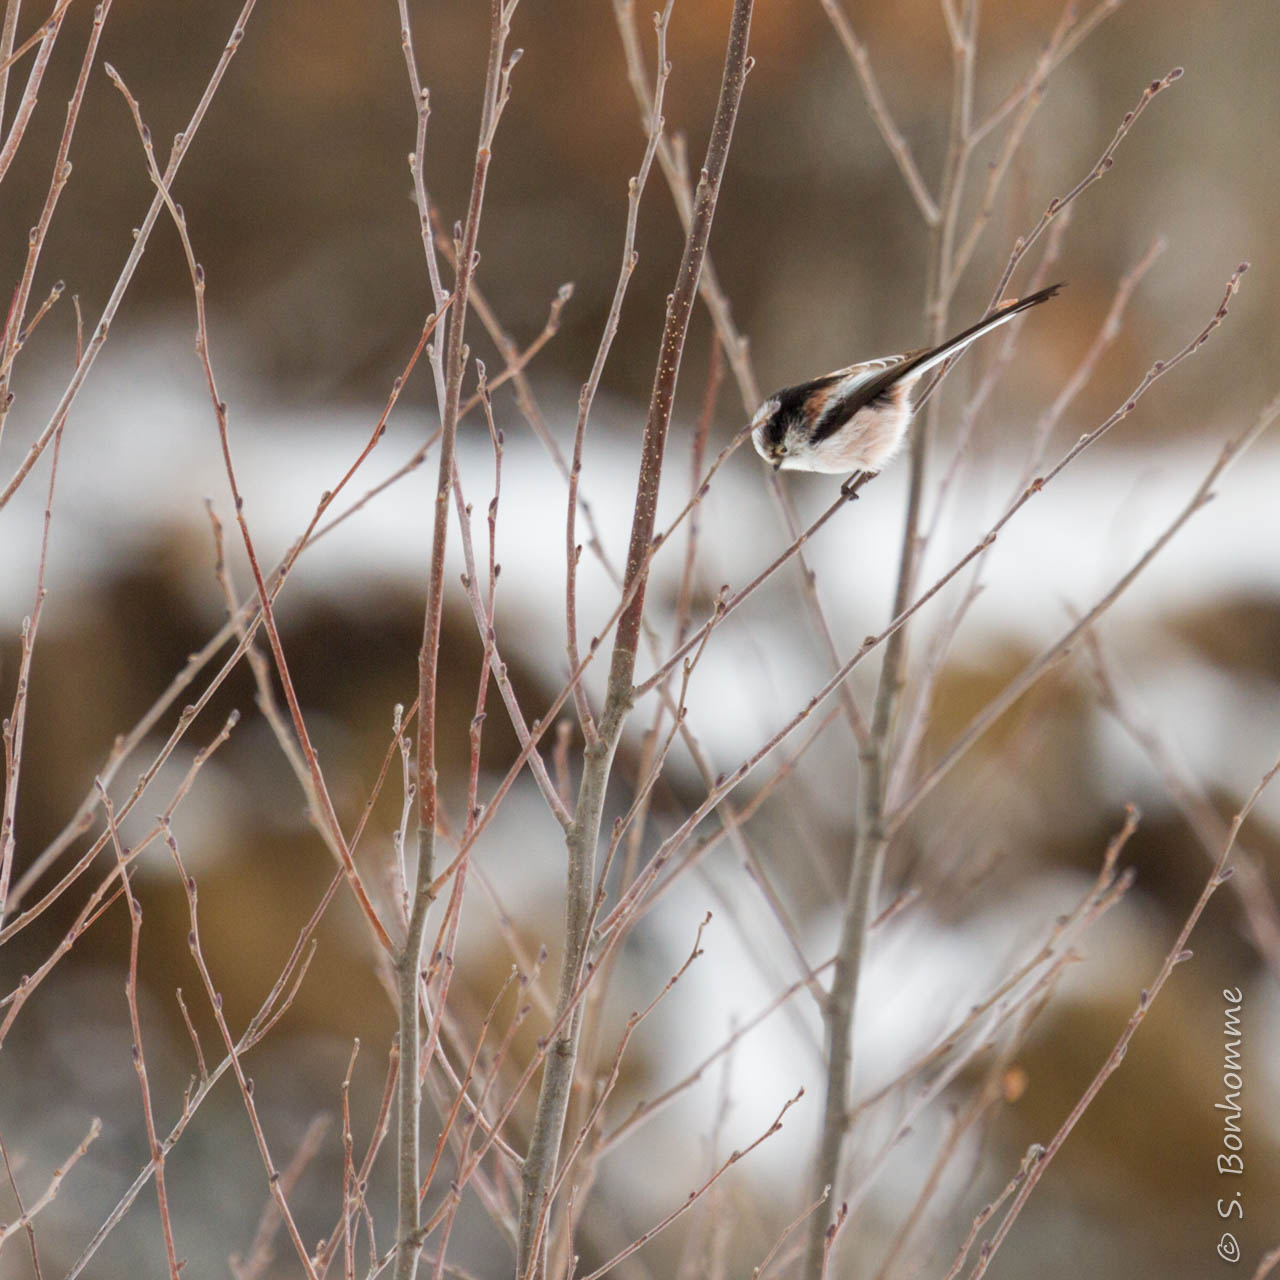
<box><xmin>900</xmin><ymin>305</ymin><xmax>1028</xmax><ymax>379</ymax></box>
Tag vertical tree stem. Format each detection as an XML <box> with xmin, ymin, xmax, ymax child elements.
<box><xmin>803</xmin><ymin>4</ymin><xmax>979</xmax><ymax>1276</ymax></box>
<box><xmin>515</xmin><ymin>4</ymin><xmax>754</xmax><ymax>1275</ymax></box>
<box><xmin>398</xmin><ymin>5</ymin><xmax>509</xmax><ymax>1278</ymax></box>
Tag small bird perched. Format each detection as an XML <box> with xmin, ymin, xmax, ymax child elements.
<box><xmin>750</xmin><ymin>282</ymin><xmax>1063</xmax><ymax>479</ymax></box>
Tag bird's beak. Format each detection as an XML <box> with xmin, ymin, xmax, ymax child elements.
<box><xmin>771</xmin><ymin>457</ymin><xmax>782</xmax><ymax>472</ymax></box>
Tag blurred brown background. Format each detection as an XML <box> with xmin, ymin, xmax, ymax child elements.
<box><xmin>6</xmin><ymin>0</ymin><xmax>1278</xmax><ymax>415</ymax></box>
<box><xmin>2</xmin><ymin>0</ymin><xmax>1279</xmax><ymax>1277</ymax></box>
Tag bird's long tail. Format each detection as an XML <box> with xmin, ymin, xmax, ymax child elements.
<box><xmin>861</xmin><ymin>281</ymin><xmax>1065</xmax><ymax>401</ymax></box>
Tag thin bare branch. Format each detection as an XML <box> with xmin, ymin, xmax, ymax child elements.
<box><xmin>578</xmin><ymin>1088</ymin><xmax>805</xmax><ymax>1280</ymax></box>
<box><xmin>518</xmin><ymin>9</ymin><xmax>755</xmax><ymax>1271</ymax></box>
<box><xmin>230</xmin><ymin>1115</ymin><xmax>331</xmax><ymax>1280</ymax></box>
<box><xmin>0</xmin><ymin>0</ymin><xmax>70</xmax><ymax>188</ymax></box>
<box><xmin>565</xmin><ymin>0</ymin><xmax>673</xmax><ymax>741</ymax></box>
<box><xmin>0</xmin><ymin>383</ymin><xmax>64</xmax><ymax>926</ymax></box>
<box><xmin>105</xmin><ymin>61</ymin><xmax>395</xmax><ymax>954</ymax></box>
<box><xmin>98</xmin><ymin>784</ymin><xmax>182</xmax><ymax>1277</ymax></box>
<box><xmin>816</xmin><ymin>0</ymin><xmax>939</xmax><ymax>224</ymax></box>
<box><xmin>163</xmin><ymin>821</ymin><xmax>321</xmax><ymax>1280</ymax></box>
<box><xmin>0</xmin><ymin>1128</ymin><xmax>43</xmax><ymax>1277</ymax></box>
<box><xmin>1</xmin><ymin>0</ymin><xmax>262</xmax><ymax>509</ymax></box>
<box><xmin>893</xmin><ymin>375</ymin><xmax>1274</xmax><ymax>831</ymax></box>
<box><xmin>989</xmin><ymin>67</ymin><xmax>1183</xmax><ymax>307</ymax></box>
<box><xmin>966</xmin><ymin>750</ymin><xmax>1280</xmax><ymax>1278</ymax></box>
<box><xmin>402</xmin><ymin>4</ymin><xmax>518</xmax><ymax>1274</ymax></box>
<box><xmin>0</xmin><ymin>1118</ymin><xmax>101</xmax><ymax>1247</ymax></box>
<box><xmin>1085</xmin><ymin>630</ymin><xmax>1280</xmax><ymax>979</ymax></box>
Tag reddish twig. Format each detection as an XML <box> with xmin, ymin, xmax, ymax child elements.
<box><xmin>0</xmin><ymin>0</ymin><xmax>109</xmax><ymax>424</ymax></box>
<box><xmin>0</xmin><ymin>1128</ymin><xmax>43</xmax><ymax>1277</ymax></box>
<box><xmin>816</xmin><ymin>0</ymin><xmax>938</xmax><ymax>224</ymax></box>
<box><xmin>0</xmin><ymin>1117</ymin><xmax>102</xmax><ymax>1248</ymax></box>
<box><xmin>518</xmin><ymin>8</ymin><xmax>755</xmax><ymax>1271</ymax></box>
<box><xmin>0</xmin><ymin>712</ymin><xmax>240</xmax><ymax>1047</ymax></box>
<box><xmin>892</xmin><ymin>355</ymin><xmax>1269</xmax><ymax>831</ymax></box>
<box><xmin>988</xmin><ymin>67</ymin><xmax>1183</xmax><ymax>308</ymax></box>
<box><xmin>578</xmin><ymin>1088</ymin><xmax>805</xmax><ymax>1280</ymax></box>
<box><xmin>1</xmin><ymin>0</ymin><xmax>262</xmax><ymax>510</ymax></box>
<box><xmin>964</xmin><ymin>751</ymin><xmax>1280</xmax><ymax>1278</ymax></box>
<box><xmin>65</xmin><ymin>853</ymin><xmax>331</xmax><ymax>1278</ymax></box>
<box><xmin>163</xmin><ymin>821</ymin><xmax>321</xmax><ymax>1279</ymax></box>
<box><xmin>230</xmin><ymin>1115</ymin><xmax>331</xmax><ymax>1280</ymax></box>
<box><xmin>1085</xmin><ymin>630</ymin><xmax>1280</xmax><ymax>979</ymax></box>
<box><xmin>400</xmin><ymin>5</ymin><xmax>519</xmax><ymax>1273</ymax></box>
<box><xmin>0</xmin><ymin>378</ymin><xmax>65</xmax><ymax>926</ymax></box>
<box><xmin>98</xmin><ymin>785</ymin><xmax>182</xmax><ymax>1276</ymax></box>
<box><xmin>106</xmin><ymin>63</ymin><xmax>408</xmax><ymax>955</ymax></box>
<box><xmin>564</xmin><ymin>1</ymin><xmax>673</xmax><ymax>741</ymax></box>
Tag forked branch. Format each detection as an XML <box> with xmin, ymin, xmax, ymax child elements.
<box><xmin>516</xmin><ymin>3</ymin><xmax>755</xmax><ymax>1274</ymax></box>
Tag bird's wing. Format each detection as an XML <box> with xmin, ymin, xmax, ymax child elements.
<box><xmin>811</xmin><ymin>353</ymin><xmax>923</xmax><ymax>440</ymax></box>
<box><xmin>811</xmin><ymin>283</ymin><xmax>1064</xmax><ymax>441</ymax></box>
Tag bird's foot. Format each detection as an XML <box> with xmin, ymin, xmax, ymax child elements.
<box><xmin>841</xmin><ymin>470</ymin><xmax>877</xmax><ymax>498</ymax></box>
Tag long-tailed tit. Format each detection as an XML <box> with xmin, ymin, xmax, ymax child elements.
<box><xmin>750</xmin><ymin>283</ymin><xmax>1063</xmax><ymax>479</ymax></box>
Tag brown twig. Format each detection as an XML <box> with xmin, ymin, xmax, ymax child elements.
<box><xmin>163</xmin><ymin>821</ymin><xmax>320</xmax><ymax>1279</ymax></box>
<box><xmin>0</xmin><ymin>373</ymin><xmax>64</xmax><ymax>927</ymax></box>
<box><xmin>816</xmin><ymin>0</ymin><xmax>938</xmax><ymax>225</ymax></box>
<box><xmin>65</xmin><ymin>849</ymin><xmax>330</xmax><ymax>1278</ymax></box>
<box><xmin>339</xmin><ymin>1042</ymin><xmax>362</xmax><ymax>1280</ymax></box>
<box><xmin>401</xmin><ymin>4</ymin><xmax>518</xmax><ymax>1274</ymax></box>
<box><xmin>988</xmin><ymin>67</ymin><xmax>1184</xmax><ymax>309</ymax></box>
<box><xmin>230</xmin><ymin>1115</ymin><xmax>331</xmax><ymax>1280</ymax></box>
<box><xmin>104</xmin><ymin>61</ymin><xmax>395</xmax><ymax>957</ymax></box>
<box><xmin>0</xmin><ymin>712</ymin><xmax>240</xmax><ymax>1047</ymax></box>
<box><xmin>0</xmin><ymin>1117</ymin><xmax>102</xmax><ymax>1248</ymax></box>
<box><xmin>0</xmin><ymin>1128</ymin><xmax>43</xmax><ymax>1278</ymax></box>
<box><xmin>852</xmin><ymin>816</ymin><xmax>1136</xmax><ymax>1121</ymax></box>
<box><xmin>6</xmin><ymin>294</ymin><xmax>446</xmax><ymax>919</ymax></box>
<box><xmin>944</xmin><ymin>4</ymin><xmax>1090</xmax><ymax>296</ymax></box>
<box><xmin>175</xmin><ymin>988</ymin><xmax>207</xmax><ymax>1081</ymax></box>
<box><xmin>1085</xmin><ymin>630</ymin><xmax>1280</xmax><ymax>979</ymax></box>
<box><xmin>448</xmin><ymin>374</ymin><xmax>572</xmax><ymax>829</ymax></box>
<box><xmin>890</xmin><ymin>233</ymin><xmax>1163</xmax><ymax>807</ymax></box>
<box><xmin>314</xmin><ymin>1040</ymin><xmax>401</xmax><ymax>1277</ymax></box>
<box><xmin>600</xmin><ymin>954</ymin><xmax>833</xmax><ymax>1157</ymax></box>
<box><xmin>579</xmin><ymin>1088</ymin><xmax>805</xmax><ymax>1280</ymax></box>
<box><xmin>0</xmin><ymin>0</ymin><xmax>70</xmax><ymax>188</ymax></box>
<box><xmin>751</xmin><ymin>1186</ymin><xmax>831</xmax><ymax>1278</ymax></box>
<box><xmin>0</xmin><ymin>0</ymin><xmax>109</xmax><ymax>432</ymax></box>
<box><xmin>565</xmin><ymin>1</ymin><xmax>673</xmax><ymax>741</ymax></box>
<box><xmin>633</xmin><ymin>477</ymin><xmax>866</xmax><ymax>698</ymax></box>
<box><xmin>0</xmin><ymin>0</ymin><xmax>262</xmax><ymax>510</ymax></box>
<box><xmin>0</xmin><ymin>0</ymin><xmax>73</xmax><ymax>81</ymax></box>
<box><xmin>98</xmin><ymin>785</ymin><xmax>182</xmax><ymax>1277</ymax></box>
<box><xmin>611</xmin><ymin>0</ymin><xmax>759</xmax><ymax>411</ymax></box>
<box><xmin>965</xmin><ymin>750</ymin><xmax>1280</xmax><ymax>1278</ymax></box>
<box><xmin>891</xmin><ymin>368</ymin><xmax>1272</xmax><ymax>832</ymax></box>
<box><xmin>968</xmin><ymin>0</ymin><xmax>1120</xmax><ymax>146</ymax></box>
<box><xmin>939</xmin><ymin>1141</ymin><xmax>1045</xmax><ymax>1280</ymax></box>
<box><xmin>818</xmin><ymin>1200</ymin><xmax>849</xmax><ymax>1278</ymax></box>
<box><xmin>538</xmin><ymin>912</ymin><xmax>711</xmax><ymax>1249</ymax></box>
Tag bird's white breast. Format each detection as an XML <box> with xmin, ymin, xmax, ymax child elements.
<box><xmin>787</xmin><ymin>394</ymin><xmax>914</xmax><ymax>474</ymax></box>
